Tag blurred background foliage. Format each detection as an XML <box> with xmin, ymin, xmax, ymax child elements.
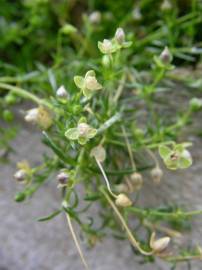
<box><xmin>0</xmin><ymin>0</ymin><xmax>202</xmax><ymax>73</ymax></box>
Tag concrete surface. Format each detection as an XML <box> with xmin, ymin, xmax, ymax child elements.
<box><xmin>0</xmin><ymin>121</ymin><xmax>202</xmax><ymax>270</ymax></box>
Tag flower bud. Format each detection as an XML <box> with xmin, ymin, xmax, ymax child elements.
<box><xmin>56</xmin><ymin>85</ymin><xmax>68</xmax><ymax>99</ymax></box>
<box><xmin>57</xmin><ymin>171</ymin><xmax>68</xmax><ymax>185</ymax></box>
<box><xmin>150</xmin><ymin>167</ymin><xmax>163</xmax><ymax>184</ymax></box>
<box><xmin>150</xmin><ymin>232</ymin><xmax>170</xmax><ymax>253</ymax></box>
<box><xmin>102</xmin><ymin>55</ymin><xmax>111</xmax><ymax>68</ymax></box>
<box><xmin>130</xmin><ymin>172</ymin><xmax>143</xmax><ymax>190</ymax></box>
<box><xmin>115</xmin><ymin>28</ymin><xmax>125</xmax><ymax>44</ymax></box>
<box><xmin>90</xmin><ymin>145</ymin><xmax>106</xmax><ymax>162</ymax></box>
<box><xmin>15</xmin><ymin>192</ymin><xmax>26</xmax><ymax>202</ymax></box>
<box><xmin>189</xmin><ymin>97</ymin><xmax>202</xmax><ymax>112</ymax></box>
<box><xmin>89</xmin><ymin>11</ymin><xmax>101</xmax><ymax>24</ymax></box>
<box><xmin>160</xmin><ymin>47</ymin><xmax>172</xmax><ymax>64</ymax></box>
<box><xmin>115</xmin><ymin>194</ymin><xmax>132</xmax><ymax>207</ymax></box>
<box><xmin>14</xmin><ymin>169</ymin><xmax>27</xmax><ymax>183</ymax></box>
<box><xmin>24</xmin><ymin>108</ymin><xmax>39</xmax><ymax>123</ymax></box>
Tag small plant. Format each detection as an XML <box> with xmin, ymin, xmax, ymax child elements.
<box><xmin>1</xmin><ymin>1</ymin><xmax>202</xmax><ymax>269</ymax></box>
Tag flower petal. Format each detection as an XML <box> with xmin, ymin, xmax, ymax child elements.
<box><xmin>74</xmin><ymin>76</ymin><xmax>85</xmax><ymax>89</ymax></box>
<box><xmin>85</xmin><ymin>70</ymin><xmax>96</xmax><ymax>78</ymax></box>
<box><xmin>65</xmin><ymin>128</ymin><xmax>79</xmax><ymax>140</ymax></box>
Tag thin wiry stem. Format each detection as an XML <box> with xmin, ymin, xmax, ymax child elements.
<box><xmin>121</xmin><ymin>125</ymin><xmax>136</xmax><ymax>170</ymax></box>
<box><xmin>95</xmin><ymin>158</ymin><xmax>117</xmax><ymax>198</ymax></box>
<box><xmin>65</xmin><ymin>213</ymin><xmax>90</xmax><ymax>270</ymax></box>
<box><xmin>0</xmin><ymin>82</ymin><xmax>52</xmax><ymax>109</ymax></box>
<box><xmin>100</xmin><ymin>187</ymin><xmax>153</xmax><ymax>256</ymax></box>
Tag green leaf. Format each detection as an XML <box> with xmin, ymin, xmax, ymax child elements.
<box><xmin>84</xmin><ymin>193</ymin><xmax>101</xmax><ymax>201</ymax></box>
<box><xmin>37</xmin><ymin>210</ymin><xmax>61</xmax><ymax>222</ymax></box>
<box><xmin>43</xmin><ymin>132</ymin><xmax>75</xmax><ymax>165</ymax></box>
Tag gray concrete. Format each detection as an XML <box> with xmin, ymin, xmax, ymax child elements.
<box><xmin>0</xmin><ymin>122</ymin><xmax>202</xmax><ymax>270</ymax></box>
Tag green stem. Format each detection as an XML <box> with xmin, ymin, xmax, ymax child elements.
<box><xmin>0</xmin><ymin>82</ymin><xmax>52</xmax><ymax>109</ymax></box>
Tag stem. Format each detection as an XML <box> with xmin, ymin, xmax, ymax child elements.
<box><xmin>0</xmin><ymin>82</ymin><xmax>52</xmax><ymax>109</ymax></box>
<box><xmin>146</xmin><ymin>148</ymin><xmax>159</xmax><ymax>168</ymax></box>
<box><xmin>121</xmin><ymin>125</ymin><xmax>136</xmax><ymax>170</ymax></box>
<box><xmin>65</xmin><ymin>213</ymin><xmax>90</xmax><ymax>270</ymax></box>
<box><xmin>95</xmin><ymin>159</ymin><xmax>117</xmax><ymax>198</ymax></box>
<box><xmin>97</xmin><ymin>112</ymin><xmax>122</xmax><ymax>134</ymax></box>
<box><xmin>100</xmin><ymin>187</ymin><xmax>153</xmax><ymax>256</ymax></box>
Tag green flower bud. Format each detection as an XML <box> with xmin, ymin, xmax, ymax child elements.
<box><xmin>15</xmin><ymin>192</ymin><xmax>26</xmax><ymax>202</ymax></box>
<box><xmin>189</xmin><ymin>97</ymin><xmax>202</xmax><ymax>112</ymax></box>
<box><xmin>102</xmin><ymin>55</ymin><xmax>111</xmax><ymax>68</ymax></box>
<box><xmin>5</xmin><ymin>93</ymin><xmax>17</xmax><ymax>105</ymax></box>
<box><xmin>60</xmin><ymin>24</ymin><xmax>77</xmax><ymax>35</ymax></box>
<box><xmin>2</xmin><ymin>110</ymin><xmax>14</xmax><ymax>122</ymax></box>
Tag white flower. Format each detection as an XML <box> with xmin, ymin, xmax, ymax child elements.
<box><xmin>98</xmin><ymin>39</ymin><xmax>116</xmax><ymax>54</ymax></box>
<box><xmin>74</xmin><ymin>70</ymin><xmax>102</xmax><ymax>98</ymax></box>
<box><xmin>65</xmin><ymin>122</ymin><xmax>97</xmax><ymax>145</ymax></box>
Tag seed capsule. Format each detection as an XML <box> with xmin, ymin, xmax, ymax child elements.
<box><xmin>90</xmin><ymin>145</ymin><xmax>106</xmax><ymax>162</ymax></box>
<box><xmin>150</xmin><ymin>232</ymin><xmax>170</xmax><ymax>253</ymax></box>
<box><xmin>150</xmin><ymin>167</ymin><xmax>163</xmax><ymax>184</ymax></box>
<box><xmin>115</xmin><ymin>194</ymin><xmax>132</xmax><ymax>207</ymax></box>
<box><xmin>115</xmin><ymin>183</ymin><xmax>129</xmax><ymax>194</ymax></box>
<box><xmin>130</xmin><ymin>172</ymin><xmax>143</xmax><ymax>190</ymax></box>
